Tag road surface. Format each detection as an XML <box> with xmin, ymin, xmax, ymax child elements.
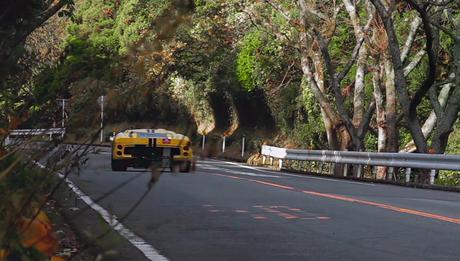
<box><xmin>66</xmin><ymin>147</ymin><xmax>460</xmax><ymax>261</ymax></box>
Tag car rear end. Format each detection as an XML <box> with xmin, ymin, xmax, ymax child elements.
<box><xmin>111</xmin><ymin>131</ymin><xmax>193</xmax><ymax>172</ymax></box>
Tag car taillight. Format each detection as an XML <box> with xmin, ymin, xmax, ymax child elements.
<box><xmin>163</xmin><ymin>138</ymin><xmax>171</xmax><ymax>144</ymax></box>
<box><xmin>183</xmin><ymin>146</ymin><xmax>189</xmax><ymax>151</ymax></box>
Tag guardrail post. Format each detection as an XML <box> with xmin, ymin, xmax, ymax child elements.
<box><xmin>356</xmin><ymin>165</ymin><xmax>363</xmax><ymax>178</ymax></box>
<box><xmin>388</xmin><ymin>167</ymin><xmax>394</xmax><ymax>181</ymax></box>
<box><xmin>343</xmin><ymin>164</ymin><xmax>348</xmax><ymax>177</ymax></box>
<box><xmin>429</xmin><ymin>169</ymin><xmax>436</xmax><ymax>185</ymax></box>
<box><xmin>269</xmin><ymin>157</ymin><xmax>274</xmax><ymax>165</ymax></box>
<box><xmin>279</xmin><ymin>159</ymin><xmax>283</xmax><ymax>170</ymax></box>
<box><xmin>405</xmin><ymin>168</ymin><xmax>411</xmax><ymax>183</ymax></box>
<box><xmin>262</xmin><ymin>156</ymin><xmax>266</xmax><ymax>165</ymax></box>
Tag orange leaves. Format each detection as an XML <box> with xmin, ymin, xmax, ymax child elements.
<box><xmin>0</xmin><ymin>249</ymin><xmax>8</xmax><ymax>261</ymax></box>
<box><xmin>18</xmin><ymin>211</ymin><xmax>58</xmax><ymax>257</ymax></box>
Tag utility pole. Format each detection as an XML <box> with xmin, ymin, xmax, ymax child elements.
<box><xmin>56</xmin><ymin>98</ymin><xmax>69</xmax><ymax>138</ymax></box>
<box><xmin>99</xmin><ymin>95</ymin><xmax>105</xmax><ymax>143</ymax></box>
<box><xmin>62</xmin><ymin>99</ymin><xmax>65</xmax><ymax>129</ymax></box>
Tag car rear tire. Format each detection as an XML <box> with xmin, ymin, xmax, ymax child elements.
<box><xmin>179</xmin><ymin>161</ymin><xmax>191</xmax><ymax>173</ymax></box>
<box><xmin>111</xmin><ymin>159</ymin><xmax>127</xmax><ymax>171</ymax></box>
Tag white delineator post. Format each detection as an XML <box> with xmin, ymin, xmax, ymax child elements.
<box><xmin>222</xmin><ymin>136</ymin><xmax>226</xmax><ymax>153</ymax></box>
<box><xmin>241</xmin><ymin>136</ymin><xmax>245</xmax><ymax>158</ymax></box>
<box><xmin>201</xmin><ymin>135</ymin><xmax>206</xmax><ymax>151</ymax></box>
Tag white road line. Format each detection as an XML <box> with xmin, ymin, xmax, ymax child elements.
<box><xmin>210</xmin><ymin>160</ymin><xmax>375</xmax><ymax>186</ymax></box>
<box><xmin>96</xmin><ymin>152</ymin><xmax>113</xmax><ymax>155</ymax></box>
<box><xmin>35</xmin><ymin>161</ymin><xmax>168</xmax><ymax>261</ymax></box>
<box><xmin>197</xmin><ymin>163</ymin><xmax>280</xmax><ymax>178</ymax></box>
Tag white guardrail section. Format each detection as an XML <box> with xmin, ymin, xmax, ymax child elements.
<box><xmin>261</xmin><ymin>145</ymin><xmax>460</xmax><ymax>184</ymax></box>
<box><xmin>9</xmin><ymin>128</ymin><xmax>66</xmax><ymax>136</ymax></box>
<box><xmin>5</xmin><ymin>128</ymin><xmax>66</xmax><ymax>146</ymax></box>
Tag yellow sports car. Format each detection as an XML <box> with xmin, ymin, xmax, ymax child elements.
<box><xmin>111</xmin><ymin>129</ymin><xmax>193</xmax><ymax>172</ymax></box>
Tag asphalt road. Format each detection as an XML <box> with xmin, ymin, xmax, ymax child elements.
<box><xmin>67</xmin><ymin>147</ymin><xmax>460</xmax><ymax>261</ymax></box>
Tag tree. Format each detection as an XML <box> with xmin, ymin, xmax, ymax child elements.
<box><xmin>0</xmin><ymin>0</ymin><xmax>73</xmax><ymax>85</ymax></box>
<box><xmin>370</xmin><ymin>0</ymin><xmax>459</xmax><ymax>154</ymax></box>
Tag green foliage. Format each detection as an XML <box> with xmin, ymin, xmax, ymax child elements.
<box><xmin>236</xmin><ymin>30</ymin><xmax>285</xmax><ymax>92</ymax></box>
<box><xmin>114</xmin><ymin>0</ymin><xmax>170</xmax><ymax>54</ymax></box>
<box><xmin>236</xmin><ymin>30</ymin><xmax>263</xmax><ymax>91</ymax></box>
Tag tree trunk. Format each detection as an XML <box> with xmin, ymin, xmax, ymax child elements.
<box><xmin>370</xmin><ymin>0</ymin><xmax>428</xmax><ymax>153</ymax></box>
<box><xmin>372</xmin><ymin>65</ymin><xmax>387</xmax><ymax>179</ymax></box>
<box><xmin>312</xmin><ymin>53</ymin><xmax>339</xmax><ymax>150</ymax></box>
<box><xmin>384</xmin><ymin>58</ymin><xmax>398</xmax><ymax>153</ymax></box>
<box><xmin>343</xmin><ymin>0</ymin><xmax>367</xmax><ymax>129</ymax></box>
<box><xmin>431</xmin><ymin>21</ymin><xmax>460</xmax><ymax>153</ymax></box>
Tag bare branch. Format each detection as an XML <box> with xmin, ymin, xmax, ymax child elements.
<box><xmin>403</xmin><ymin>48</ymin><xmax>426</xmax><ymax>76</ymax></box>
<box><xmin>264</xmin><ymin>0</ymin><xmax>292</xmax><ymax>22</ymax></box>
<box><xmin>358</xmin><ymin>100</ymin><xmax>376</xmax><ymax>138</ymax></box>
<box><xmin>336</xmin><ymin>34</ymin><xmax>365</xmax><ymax>83</ymax></box>
<box><xmin>401</xmin><ymin>16</ymin><xmax>422</xmax><ymax>63</ymax></box>
<box><xmin>405</xmin><ymin>0</ymin><xmax>438</xmax><ymax>116</ymax></box>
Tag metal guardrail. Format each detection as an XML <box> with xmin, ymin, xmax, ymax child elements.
<box><xmin>4</xmin><ymin>128</ymin><xmax>66</xmax><ymax>146</ymax></box>
<box><xmin>261</xmin><ymin>145</ymin><xmax>460</xmax><ymax>184</ymax></box>
<box><xmin>9</xmin><ymin>128</ymin><xmax>65</xmax><ymax>136</ymax></box>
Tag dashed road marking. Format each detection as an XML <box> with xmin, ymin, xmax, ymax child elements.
<box><xmin>210</xmin><ymin>170</ymin><xmax>460</xmax><ymax>226</ymax></box>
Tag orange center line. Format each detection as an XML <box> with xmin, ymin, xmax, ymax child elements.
<box><xmin>254</xmin><ymin>180</ymin><xmax>294</xmax><ymax>190</ymax></box>
<box><xmin>209</xmin><ymin>172</ymin><xmax>460</xmax><ymax>225</ymax></box>
<box><xmin>302</xmin><ymin>190</ymin><xmax>460</xmax><ymax>225</ymax></box>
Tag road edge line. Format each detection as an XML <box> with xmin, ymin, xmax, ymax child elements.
<box><xmin>35</xmin><ymin>161</ymin><xmax>168</xmax><ymax>261</ymax></box>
